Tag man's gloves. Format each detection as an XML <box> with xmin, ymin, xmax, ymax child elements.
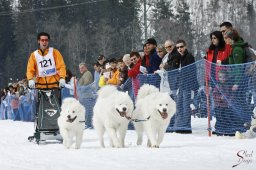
<box><xmin>28</xmin><ymin>80</ymin><xmax>35</xmax><ymax>88</ymax></box>
<box><xmin>59</xmin><ymin>78</ymin><xmax>65</xmax><ymax>88</ymax></box>
<box><xmin>29</xmin><ymin>79</ymin><xmax>65</xmax><ymax>88</ymax></box>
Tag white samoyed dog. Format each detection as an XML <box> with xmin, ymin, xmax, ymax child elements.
<box><xmin>93</xmin><ymin>85</ymin><xmax>134</xmax><ymax>148</ymax></box>
<box><xmin>58</xmin><ymin>97</ymin><xmax>86</xmax><ymax>149</ymax></box>
<box><xmin>132</xmin><ymin>84</ymin><xmax>176</xmax><ymax>148</ymax></box>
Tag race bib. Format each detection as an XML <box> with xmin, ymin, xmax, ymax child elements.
<box><xmin>34</xmin><ymin>47</ymin><xmax>57</xmax><ymax>77</ymax></box>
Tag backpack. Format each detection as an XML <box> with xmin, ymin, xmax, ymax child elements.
<box><xmin>243</xmin><ymin>43</ymin><xmax>256</xmax><ymax>63</ymax></box>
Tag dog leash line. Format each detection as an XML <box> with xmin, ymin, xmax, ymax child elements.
<box><xmin>131</xmin><ymin>116</ymin><xmax>151</xmax><ymax>122</ymax></box>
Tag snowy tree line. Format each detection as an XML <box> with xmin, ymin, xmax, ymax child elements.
<box><xmin>0</xmin><ymin>0</ymin><xmax>256</xmax><ymax>87</ymax></box>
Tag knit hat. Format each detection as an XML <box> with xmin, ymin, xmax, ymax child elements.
<box><xmin>146</xmin><ymin>38</ymin><xmax>157</xmax><ymax>46</ymax></box>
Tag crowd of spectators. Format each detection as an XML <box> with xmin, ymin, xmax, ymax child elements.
<box><xmin>1</xmin><ymin>21</ymin><xmax>256</xmax><ymax>136</ymax></box>
<box><xmin>0</xmin><ymin>78</ymin><xmax>36</xmax><ymax>121</ymax></box>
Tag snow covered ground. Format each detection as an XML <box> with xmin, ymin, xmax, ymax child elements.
<box><xmin>0</xmin><ymin>118</ymin><xmax>255</xmax><ymax>170</ymax></box>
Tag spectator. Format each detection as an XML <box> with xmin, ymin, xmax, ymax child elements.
<box><xmin>77</xmin><ymin>64</ymin><xmax>96</xmax><ymax>129</ymax></box>
<box><xmin>213</xmin><ymin>70</ymin><xmax>236</xmax><ymax>136</ymax></box>
<box><xmin>122</xmin><ymin>54</ymin><xmax>134</xmax><ymax>69</ymax></box>
<box><xmin>93</xmin><ymin>63</ymin><xmax>101</xmax><ymax>90</ymax></box>
<box><xmin>97</xmin><ymin>54</ymin><xmax>107</xmax><ymax>67</ymax></box>
<box><xmin>98</xmin><ymin>63</ymin><xmax>110</xmax><ymax>88</ymax></box>
<box><xmin>164</xmin><ymin>40</ymin><xmax>180</xmax><ymax>71</ymax></box>
<box><xmin>17</xmin><ymin>85</ymin><xmax>25</xmax><ymax>96</ymax></box>
<box><xmin>5</xmin><ymin>88</ymin><xmax>13</xmax><ymax>119</ymax></box>
<box><xmin>0</xmin><ymin>89</ymin><xmax>7</xmax><ymax>119</ymax></box>
<box><xmin>0</xmin><ymin>89</ymin><xmax>5</xmax><ymax>105</ymax></box>
<box><xmin>128</xmin><ymin>52</ymin><xmax>142</xmax><ymax>78</ymax></box>
<box><xmin>206</xmin><ymin>31</ymin><xmax>231</xmax><ymax>88</ymax></box>
<box><xmin>11</xmin><ymin>92</ymin><xmax>20</xmax><ymax>121</ymax></box>
<box><xmin>224</xmin><ymin>29</ymin><xmax>247</xmax><ymax>90</ymax></box>
<box><xmin>142</xmin><ymin>43</ymin><xmax>149</xmax><ymax>61</ymax></box>
<box><xmin>62</xmin><ymin>69</ymin><xmax>76</xmax><ymax>98</ymax></box>
<box><xmin>8</xmin><ymin>85</ymin><xmax>16</xmax><ymax>95</ymax></box>
<box><xmin>107</xmin><ymin>58</ymin><xmax>120</xmax><ymax>86</ymax></box>
<box><xmin>174</xmin><ymin>39</ymin><xmax>198</xmax><ymax>134</ymax></box>
<box><xmin>19</xmin><ymin>88</ymin><xmax>33</xmax><ymax>121</ymax></box>
<box><xmin>161</xmin><ymin>40</ymin><xmax>174</xmax><ymax>69</ymax></box>
<box><xmin>117</xmin><ymin>58</ymin><xmax>128</xmax><ymax>85</ymax></box>
<box><xmin>78</xmin><ymin>63</ymin><xmax>93</xmax><ymax>86</ymax></box>
<box><xmin>128</xmin><ymin>51</ymin><xmax>142</xmax><ymax>97</ymax></box>
<box><xmin>224</xmin><ymin>28</ymin><xmax>251</xmax><ymax>130</ymax></box>
<box><xmin>141</xmin><ymin>38</ymin><xmax>162</xmax><ymax>74</ymax></box>
<box><xmin>220</xmin><ymin>21</ymin><xmax>245</xmax><ymax>41</ymax></box>
<box><xmin>163</xmin><ymin>40</ymin><xmax>182</xmax><ymax>132</ymax></box>
<box><xmin>219</xmin><ymin>21</ymin><xmax>233</xmax><ymax>35</ymax></box>
<box><xmin>154</xmin><ymin>45</ymin><xmax>170</xmax><ymax>94</ymax></box>
<box><xmin>163</xmin><ymin>40</ymin><xmax>180</xmax><ymax>101</ymax></box>
<box><xmin>156</xmin><ymin>44</ymin><xmax>167</xmax><ymax>65</ymax></box>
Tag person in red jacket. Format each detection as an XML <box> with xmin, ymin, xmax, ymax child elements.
<box><xmin>205</xmin><ymin>31</ymin><xmax>232</xmax><ymax>88</ymax></box>
<box><xmin>128</xmin><ymin>51</ymin><xmax>142</xmax><ymax>97</ymax></box>
<box><xmin>128</xmin><ymin>52</ymin><xmax>142</xmax><ymax>78</ymax></box>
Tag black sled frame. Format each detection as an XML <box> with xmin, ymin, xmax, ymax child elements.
<box><xmin>28</xmin><ymin>88</ymin><xmax>62</xmax><ymax>144</ymax></box>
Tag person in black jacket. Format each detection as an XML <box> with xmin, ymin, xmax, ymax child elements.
<box><xmin>162</xmin><ymin>41</ymin><xmax>180</xmax><ymax>133</ymax></box>
<box><xmin>174</xmin><ymin>40</ymin><xmax>199</xmax><ymax>134</ymax></box>
<box><xmin>164</xmin><ymin>42</ymin><xmax>180</xmax><ymax>101</ymax></box>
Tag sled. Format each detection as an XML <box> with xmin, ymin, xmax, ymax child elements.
<box><xmin>28</xmin><ymin>87</ymin><xmax>62</xmax><ymax>144</ymax></box>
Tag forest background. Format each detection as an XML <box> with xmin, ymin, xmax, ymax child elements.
<box><xmin>0</xmin><ymin>0</ymin><xmax>255</xmax><ymax>87</ymax></box>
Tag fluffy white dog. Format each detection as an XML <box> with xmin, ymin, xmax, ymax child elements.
<box><xmin>58</xmin><ymin>97</ymin><xmax>86</xmax><ymax>149</ymax></box>
<box><xmin>93</xmin><ymin>85</ymin><xmax>134</xmax><ymax>148</ymax></box>
<box><xmin>132</xmin><ymin>84</ymin><xmax>176</xmax><ymax>148</ymax></box>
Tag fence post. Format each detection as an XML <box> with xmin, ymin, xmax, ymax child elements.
<box><xmin>205</xmin><ymin>61</ymin><xmax>212</xmax><ymax>137</ymax></box>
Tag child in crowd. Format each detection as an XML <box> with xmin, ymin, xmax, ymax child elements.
<box><xmin>98</xmin><ymin>63</ymin><xmax>110</xmax><ymax>88</ymax></box>
<box><xmin>213</xmin><ymin>69</ymin><xmax>235</xmax><ymax>136</ymax></box>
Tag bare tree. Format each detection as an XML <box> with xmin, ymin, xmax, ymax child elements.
<box><xmin>64</xmin><ymin>23</ymin><xmax>89</xmax><ymax>74</ymax></box>
<box><xmin>93</xmin><ymin>19</ymin><xmax>117</xmax><ymax>57</ymax></box>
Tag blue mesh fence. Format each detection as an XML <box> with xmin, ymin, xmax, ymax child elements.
<box><xmin>119</xmin><ymin>77</ymin><xmax>135</xmax><ymax>102</ymax></box>
<box><xmin>205</xmin><ymin>60</ymin><xmax>254</xmax><ymax>135</ymax></box>
<box><xmin>1</xmin><ymin>60</ymin><xmax>256</xmax><ymax>135</ymax></box>
<box><xmin>18</xmin><ymin>95</ymin><xmax>33</xmax><ymax>121</ymax></box>
<box><xmin>76</xmin><ymin>83</ymin><xmax>97</xmax><ymax>128</ymax></box>
<box><xmin>120</xmin><ymin>60</ymin><xmax>255</xmax><ymax>135</ymax></box>
<box><xmin>119</xmin><ymin>78</ymin><xmax>135</xmax><ymax>129</ymax></box>
<box><xmin>138</xmin><ymin>73</ymin><xmax>161</xmax><ymax>89</ymax></box>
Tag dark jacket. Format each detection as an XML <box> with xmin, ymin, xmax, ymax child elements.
<box><xmin>178</xmin><ymin>49</ymin><xmax>199</xmax><ymax>91</ymax></box>
<box><xmin>141</xmin><ymin>48</ymin><xmax>162</xmax><ymax>74</ymax></box>
<box><xmin>163</xmin><ymin>48</ymin><xmax>180</xmax><ymax>90</ymax></box>
<box><xmin>164</xmin><ymin>48</ymin><xmax>180</xmax><ymax>71</ymax></box>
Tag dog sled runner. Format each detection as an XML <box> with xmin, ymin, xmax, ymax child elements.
<box><xmin>28</xmin><ymin>87</ymin><xmax>62</xmax><ymax>144</ymax></box>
